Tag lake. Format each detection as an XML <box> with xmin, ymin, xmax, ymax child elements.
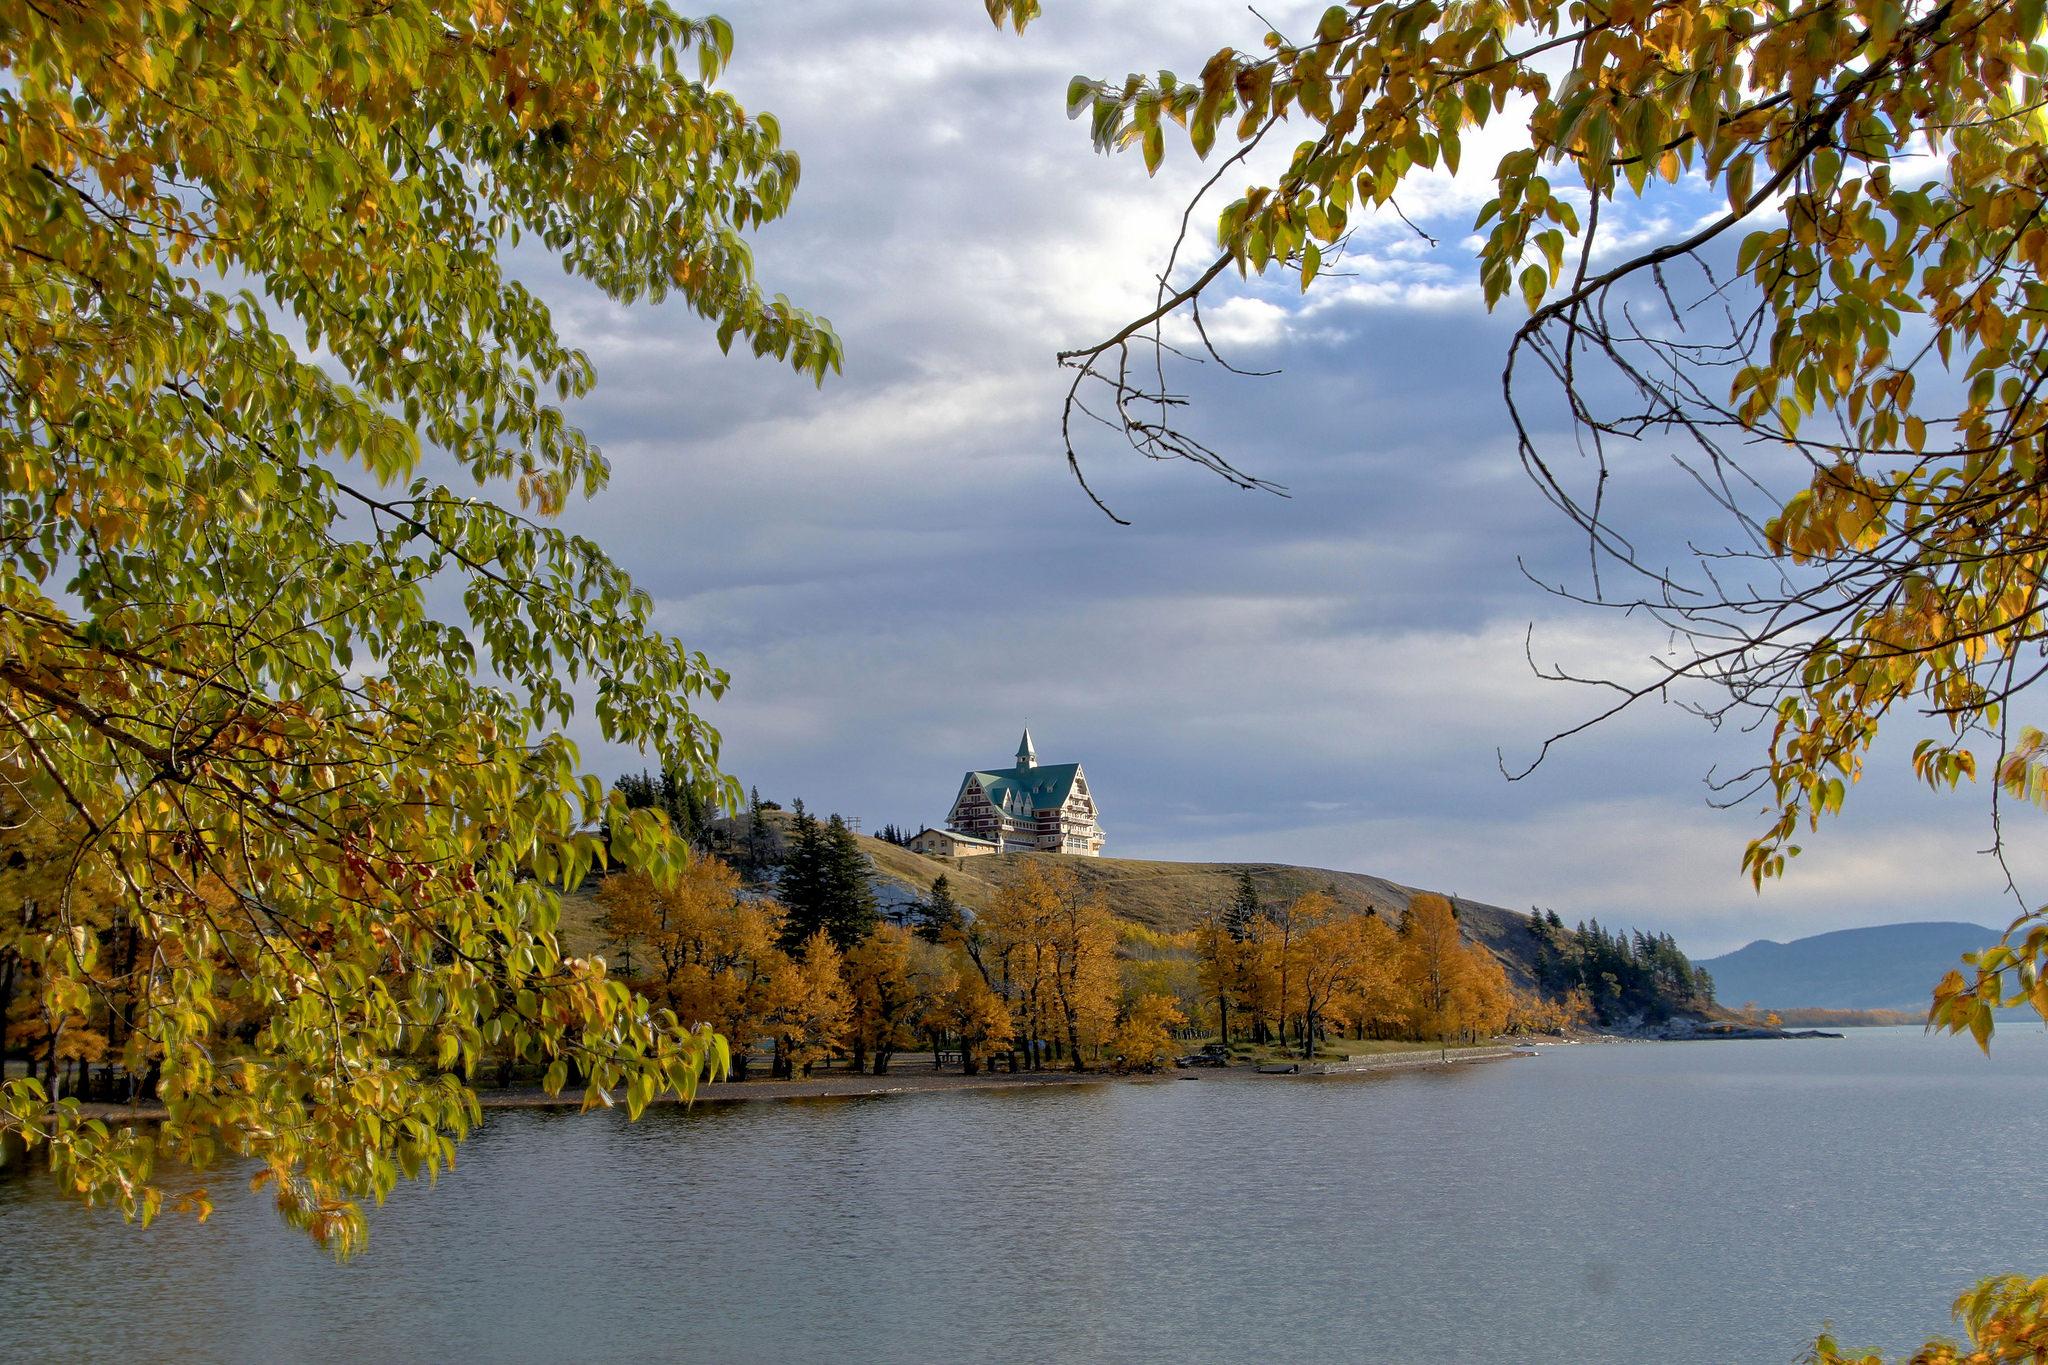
<box><xmin>3</xmin><ymin>1026</ymin><xmax>2044</xmax><ymax>1363</ymax></box>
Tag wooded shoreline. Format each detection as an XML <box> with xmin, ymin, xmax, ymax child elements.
<box><xmin>51</xmin><ymin>1045</ymin><xmax>1529</xmax><ymax>1127</ymax></box>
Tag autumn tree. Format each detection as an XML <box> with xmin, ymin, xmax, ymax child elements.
<box><xmin>1193</xmin><ymin>908</ymin><xmax>1242</xmax><ymax>1044</ymax></box>
<box><xmin>767</xmin><ymin>929</ymin><xmax>850</xmax><ymax>1080</ymax></box>
<box><xmin>1400</xmin><ymin>894</ymin><xmax>1485</xmax><ymax>1062</ymax></box>
<box><xmin>1248</xmin><ymin>897</ymin><xmax>1304</xmax><ymax>1050</ymax></box>
<box><xmin>846</xmin><ymin>924</ymin><xmax>935</xmax><ymax>1076</ymax></box>
<box><xmin>969</xmin><ymin>862</ymin><xmax>1053</xmax><ymax>1069</ymax></box>
<box><xmin>942</xmin><ymin>962</ymin><xmax>1015</xmax><ymax>1076</ymax></box>
<box><xmin>1040</xmin><ymin>864</ymin><xmax>1119</xmax><ymax>1071</ymax></box>
<box><xmin>0</xmin><ymin>0</ymin><xmax>843</xmax><ymax>1251</ymax></box>
<box><xmin>1112</xmin><ymin>993</ymin><xmax>1187</xmax><ymax>1071</ymax></box>
<box><xmin>595</xmin><ymin>855</ymin><xmax>746</xmax><ymax>1009</ymax></box>
<box><xmin>1297</xmin><ymin>902</ymin><xmax>1398</xmax><ymax>1059</ymax></box>
<box><xmin>668</xmin><ymin>895</ymin><xmax>788</xmax><ymax>1083</ymax></box>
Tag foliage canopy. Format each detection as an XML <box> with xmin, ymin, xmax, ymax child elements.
<box><xmin>0</xmin><ymin>0</ymin><xmax>838</xmax><ymax>1252</ymax></box>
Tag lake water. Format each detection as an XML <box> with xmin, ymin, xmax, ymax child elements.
<box><xmin>3</xmin><ymin>1026</ymin><xmax>2045</xmax><ymax>1363</ymax></box>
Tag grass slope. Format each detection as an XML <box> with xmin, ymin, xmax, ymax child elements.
<box><xmin>863</xmin><ymin>838</ymin><xmax>1544</xmax><ymax>992</ymax></box>
<box><xmin>555</xmin><ymin>817</ymin><xmax>1550</xmax><ymax>993</ymax></box>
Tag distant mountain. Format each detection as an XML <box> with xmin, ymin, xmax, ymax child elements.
<box><xmin>1697</xmin><ymin>921</ymin><xmax>2000</xmax><ymax>1012</ymax></box>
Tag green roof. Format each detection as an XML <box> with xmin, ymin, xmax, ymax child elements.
<box><xmin>955</xmin><ymin>763</ymin><xmax>1083</xmax><ymax>816</ymax></box>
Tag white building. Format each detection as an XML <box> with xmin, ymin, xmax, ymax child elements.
<box><xmin>906</xmin><ymin>826</ymin><xmax>1001</xmax><ymax>859</ymax></box>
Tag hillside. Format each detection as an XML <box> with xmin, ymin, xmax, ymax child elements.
<box><xmin>1696</xmin><ymin>921</ymin><xmax>1999</xmax><ymax>1012</ymax></box>
<box><xmin>860</xmin><ymin>838</ymin><xmax>1548</xmax><ymax>993</ymax></box>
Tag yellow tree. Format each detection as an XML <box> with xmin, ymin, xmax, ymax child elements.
<box><xmin>1039</xmin><ymin>863</ymin><xmax>1119</xmax><ymax>1071</ymax></box>
<box><xmin>1453</xmin><ymin>948</ymin><xmax>1514</xmax><ymax>1044</ymax></box>
<box><xmin>1298</xmin><ymin>907</ymin><xmax>1398</xmax><ymax>1059</ymax></box>
<box><xmin>1400</xmin><ymin>894</ymin><xmax>1480</xmax><ymax>1062</ymax></box>
<box><xmin>670</xmin><ymin>895</ymin><xmax>789</xmax><ymax>1082</ymax></box>
<box><xmin>1274</xmin><ymin>891</ymin><xmax>1343</xmax><ymax>1056</ymax></box>
<box><xmin>942</xmin><ymin>957</ymin><xmax>1015</xmax><ymax>1076</ymax></box>
<box><xmin>1112</xmin><ymin>993</ymin><xmax>1187</xmax><ymax>1071</ymax></box>
<box><xmin>1240</xmin><ymin>908</ymin><xmax>1289</xmax><ymax>1047</ymax></box>
<box><xmin>846</xmin><ymin>924</ymin><xmax>928</xmax><ymax>1076</ymax></box>
<box><xmin>595</xmin><ymin>855</ymin><xmax>745</xmax><ymax>1009</ymax></box>
<box><xmin>767</xmin><ymin>928</ymin><xmax>850</xmax><ymax>1080</ymax></box>
<box><xmin>905</xmin><ymin>937</ymin><xmax>962</xmax><ymax>1069</ymax></box>
<box><xmin>975</xmin><ymin>861</ymin><xmax>1061</xmax><ymax>1068</ymax></box>
<box><xmin>1192</xmin><ymin>908</ymin><xmax>1243</xmax><ymax>1043</ymax></box>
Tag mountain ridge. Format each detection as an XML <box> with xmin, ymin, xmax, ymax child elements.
<box><xmin>1696</xmin><ymin>920</ymin><xmax>1998</xmax><ymax>1011</ymax></box>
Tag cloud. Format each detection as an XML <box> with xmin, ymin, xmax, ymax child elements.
<box><xmin>517</xmin><ymin>0</ymin><xmax>2039</xmax><ymax>961</ymax></box>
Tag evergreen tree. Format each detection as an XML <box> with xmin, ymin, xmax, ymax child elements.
<box><xmin>1225</xmin><ymin>868</ymin><xmax>1262</xmax><ymax>941</ymax></box>
<box><xmin>920</xmin><ymin>874</ymin><xmax>963</xmax><ymax>944</ymax></box>
<box><xmin>742</xmin><ymin>785</ymin><xmax>782</xmax><ymax>880</ymax></box>
<box><xmin>780</xmin><ymin>808</ymin><xmax>877</xmax><ymax>952</ymax></box>
<box><xmin>609</xmin><ymin>766</ymin><xmax>706</xmax><ymax>849</ymax></box>
<box><xmin>820</xmin><ymin>815</ymin><xmax>880</xmax><ymax>950</ymax></box>
<box><xmin>778</xmin><ymin>801</ymin><xmax>825</xmax><ymax>949</ymax></box>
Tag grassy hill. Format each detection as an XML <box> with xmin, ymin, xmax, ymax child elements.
<box><xmin>559</xmin><ymin>814</ymin><xmax>1554</xmax><ymax>993</ymax></box>
<box><xmin>861</xmin><ymin>837</ymin><xmax>1545</xmax><ymax>992</ymax></box>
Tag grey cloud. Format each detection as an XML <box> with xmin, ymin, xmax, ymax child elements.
<box><xmin>519</xmin><ymin>1</ymin><xmax>2030</xmax><ymax>959</ymax></box>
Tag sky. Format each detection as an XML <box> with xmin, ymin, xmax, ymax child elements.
<box><xmin>521</xmin><ymin>1</ymin><xmax>2038</xmax><ymax>958</ymax></box>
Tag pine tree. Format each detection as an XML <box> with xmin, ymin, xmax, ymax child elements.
<box><xmin>920</xmin><ymin>874</ymin><xmax>963</xmax><ymax>944</ymax></box>
<box><xmin>742</xmin><ymin>785</ymin><xmax>780</xmax><ymax>880</ymax></box>
<box><xmin>1225</xmin><ymin>868</ymin><xmax>1262</xmax><ymax>941</ymax></box>
<box><xmin>780</xmin><ymin>809</ymin><xmax>876</xmax><ymax>952</ymax></box>
<box><xmin>820</xmin><ymin>815</ymin><xmax>880</xmax><ymax>950</ymax></box>
<box><xmin>778</xmin><ymin>801</ymin><xmax>826</xmax><ymax>950</ymax></box>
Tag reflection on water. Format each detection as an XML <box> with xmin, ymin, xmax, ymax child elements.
<box><xmin>3</xmin><ymin>1027</ymin><xmax>2044</xmax><ymax>1364</ymax></box>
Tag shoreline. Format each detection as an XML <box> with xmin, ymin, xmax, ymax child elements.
<box><xmin>59</xmin><ymin>1045</ymin><xmax>1528</xmax><ymax>1124</ymax></box>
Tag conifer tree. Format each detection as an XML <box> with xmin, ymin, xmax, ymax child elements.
<box><xmin>1225</xmin><ymin>868</ymin><xmax>1262</xmax><ymax>942</ymax></box>
<box><xmin>779</xmin><ymin>809</ymin><xmax>876</xmax><ymax>952</ymax></box>
<box><xmin>777</xmin><ymin>801</ymin><xmax>825</xmax><ymax>950</ymax></box>
<box><xmin>820</xmin><ymin>815</ymin><xmax>880</xmax><ymax>951</ymax></box>
<box><xmin>920</xmin><ymin>875</ymin><xmax>963</xmax><ymax>945</ymax></box>
<box><xmin>741</xmin><ymin>786</ymin><xmax>783</xmax><ymax>881</ymax></box>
